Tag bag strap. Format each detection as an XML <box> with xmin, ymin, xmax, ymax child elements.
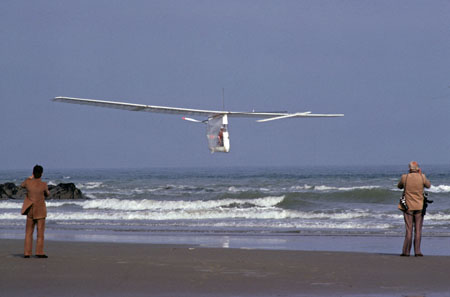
<box><xmin>403</xmin><ymin>174</ymin><xmax>409</xmax><ymax>195</ymax></box>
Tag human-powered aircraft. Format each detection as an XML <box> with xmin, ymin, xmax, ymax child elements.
<box><xmin>52</xmin><ymin>96</ymin><xmax>344</xmax><ymax>153</ymax></box>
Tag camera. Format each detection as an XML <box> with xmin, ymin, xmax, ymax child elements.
<box><xmin>423</xmin><ymin>192</ymin><xmax>433</xmax><ymax>204</ymax></box>
<box><xmin>400</xmin><ymin>195</ymin><xmax>408</xmax><ymax>211</ymax></box>
<box><xmin>422</xmin><ymin>192</ymin><xmax>433</xmax><ymax>216</ymax></box>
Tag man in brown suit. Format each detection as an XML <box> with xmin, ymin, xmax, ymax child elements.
<box><xmin>21</xmin><ymin>165</ymin><xmax>49</xmax><ymax>258</ymax></box>
<box><xmin>397</xmin><ymin>161</ymin><xmax>431</xmax><ymax>257</ymax></box>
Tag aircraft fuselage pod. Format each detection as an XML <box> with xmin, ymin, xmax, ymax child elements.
<box><xmin>207</xmin><ymin>114</ymin><xmax>230</xmax><ymax>153</ymax></box>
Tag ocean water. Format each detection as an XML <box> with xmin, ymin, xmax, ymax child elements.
<box><xmin>1</xmin><ymin>165</ymin><xmax>450</xmax><ymax>254</ymax></box>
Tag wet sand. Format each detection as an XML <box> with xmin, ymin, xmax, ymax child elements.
<box><xmin>1</xmin><ymin>239</ymin><xmax>449</xmax><ymax>296</ymax></box>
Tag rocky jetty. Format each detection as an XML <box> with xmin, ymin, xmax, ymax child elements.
<box><xmin>0</xmin><ymin>182</ymin><xmax>84</xmax><ymax>200</ymax></box>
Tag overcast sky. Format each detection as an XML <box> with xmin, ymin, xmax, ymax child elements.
<box><xmin>1</xmin><ymin>0</ymin><xmax>450</xmax><ymax>170</ymax></box>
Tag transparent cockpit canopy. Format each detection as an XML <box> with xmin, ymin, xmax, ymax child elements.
<box><xmin>206</xmin><ymin>116</ymin><xmax>227</xmax><ymax>152</ymax></box>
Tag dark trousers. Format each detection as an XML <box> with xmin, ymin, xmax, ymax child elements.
<box><xmin>402</xmin><ymin>210</ymin><xmax>423</xmax><ymax>256</ymax></box>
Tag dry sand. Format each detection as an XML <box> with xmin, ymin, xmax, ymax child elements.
<box><xmin>1</xmin><ymin>239</ymin><xmax>449</xmax><ymax>296</ymax></box>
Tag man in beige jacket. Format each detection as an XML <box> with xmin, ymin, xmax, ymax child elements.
<box><xmin>397</xmin><ymin>161</ymin><xmax>431</xmax><ymax>257</ymax></box>
<box><xmin>21</xmin><ymin>165</ymin><xmax>50</xmax><ymax>258</ymax></box>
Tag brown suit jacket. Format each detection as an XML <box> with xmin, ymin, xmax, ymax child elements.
<box><xmin>21</xmin><ymin>178</ymin><xmax>49</xmax><ymax>219</ymax></box>
<box><xmin>398</xmin><ymin>172</ymin><xmax>431</xmax><ymax>211</ymax></box>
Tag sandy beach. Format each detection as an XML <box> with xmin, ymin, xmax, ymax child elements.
<box><xmin>1</xmin><ymin>239</ymin><xmax>449</xmax><ymax>297</ymax></box>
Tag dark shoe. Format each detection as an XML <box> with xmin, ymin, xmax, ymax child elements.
<box><xmin>400</xmin><ymin>254</ymin><xmax>410</xmax><ymax>257</ymax></box>
<box><xmin>415</xmin><ymin>253</ymin><xmax>424</xmax><ymax>257</ymax></box>
<box><xmin>36</xmin><ymin>254</ymin><xmax>48</xmax><ymax>258</ymax></box>
<box><xmin>24</xmin><ymin>255</ymin><xmax>30</xmax><ymax>258</ymax></box>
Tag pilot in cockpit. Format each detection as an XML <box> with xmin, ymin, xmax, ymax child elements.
<box><xmin>217</xmin><ymin>127</ymin><xmax>224</xmax><ymax>146</ymax></box>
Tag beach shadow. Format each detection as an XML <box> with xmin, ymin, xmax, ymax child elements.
<box><xmin>376</xmin><ymin>253</ymin><xmax>401</xmax><ymax>256</ymax></box>
<box><xmin>12</xmin><ymin>253</ymin><xmax>26</xmax><ymax>258</ymax></box>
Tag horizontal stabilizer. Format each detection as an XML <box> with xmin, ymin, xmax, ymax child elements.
<box><xmin>257</xmin><ymin>112</ymin><xmax>343</xmax><ymax>122</ymax></box>
<box><xmin>182</xmin><ymin>117</ymin><xmax>205</xmax><ymax>123</ymax></box>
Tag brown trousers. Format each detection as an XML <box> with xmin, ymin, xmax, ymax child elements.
<box><xmin>402</xmin><ymin>210</ymin><xmax>423</xmax><ymax>256</ymax></box>
<box><xmin>24</xmin><ymin>210</ymin><xmax>46</xmax><ymax>256</ymax></box>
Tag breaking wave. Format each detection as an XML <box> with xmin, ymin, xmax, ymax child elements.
<box><xmin>428</xmin><ymin>185</ymin><xmax>450</xmax><ymax>193</ymax></box>
<box><xmin>78</xmin><ymin>195</ymin><xmax>285</xmax><ymax>211</ymax></box>
<box><xmin>0</xmin><ymin>208</ymin><xmax>392</xmax><ymax>222</ymax></box>
<box><xmin>312</xmin><ymin>185</ymin><xmax>381</xmax><ymax>192</ymax></box>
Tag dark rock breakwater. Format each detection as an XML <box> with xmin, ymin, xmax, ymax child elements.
<box><xmin>0</xmin><ymin>182</ymin><xmax>84</xmax><ymax>200</ymax></box>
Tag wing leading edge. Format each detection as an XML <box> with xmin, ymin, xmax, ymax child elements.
<box><xmin>52</xmin><ymin>96</ymin><xmax>344</xmax><ymax>120</ymax></box>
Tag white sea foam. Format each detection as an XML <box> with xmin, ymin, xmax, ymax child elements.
<box><xmin>79</xmin><ymin>196</ymin><xmax>285</xmax><ymax>211</ymax></box>
<box><xmin>47</xmin><ymin>201</ymin><xmax>85</xmax><ymax>207</ymax></box>
<box><xmin>0</xmin><ymin>205</ymin><xmax>383</xmax><ymax>222</ymax></box>
<box><xmin>292</xmin><ymin>210</ymin><xmax>373</xmax><ymax>220</ymax></box>
<box><xmin>174</xmin><ymin>220</ymin><xmax>392</xmax><ymax>230</ymax></box>
<box><xmin>279</xmin><ymin>221</ymin><xmax>392</xmax><ymax>230</ymax></box>
<box><xmin>78</xmin><ymin>182</ymin><xmax>104</xmax><ymax>189</ymax></box>
<box><xmin>0</xmin><ymin>198</ymin><xmax>389</xmax><ymax>222</ymax></box>
<box><xmin>0</xmin><ymin>208</ymin><xmax>290</xmax><ymax>221</ymax></box>
<box><xmin>0</xmin><ymin>195</ymin><xmax>286</xmax><ymax>212</ymax></box>
<box><xmin>227</xmin><ymin>186</ymin><xmax>262</xmax><ymax>193</ymax></box>
<box><xmin>290</xmin><ymin>184</ymin><xmax>314</xmax><ymax>191</ymax></box>
<box><xmin>428</xmin><ymin>185</ymin><xmax>450</xmax><ymax>193</ymax></box>
<box><xmin>0</xmin><ymin>201</ymin><xmax>22</xmax><ymax>209</ymax></box>
<box><xmin>0</xmin><ymin>200</ymin><xmax>84</xmax><ymax>209</ymax></box>
<box><xmin>228</xmin><ymin>186</ymin><xmax>240</xmax><ymax>192</ymax></box>
<box><xmin>314</xmin><ymin>185</ymin><xmax>380</xmax><ymax>192</ymax></box>
<box><xmin>0</xmin><ymin>210</ymin><xmax>395</xmax><ymax>231</ymax></box>
<box><xmin>426</xmin><ymin>213</ymin><xmax>450</xmax><ymax>221</ymax></box>
<box><xmin>0</xmin><ymin>213</ymin><xmax>22</xmax><ymax>219</ymax></box>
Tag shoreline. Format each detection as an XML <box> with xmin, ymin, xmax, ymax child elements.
<box><xmin>2</xmin><ymin>230</ymin><xmax>450</xmax><ymax>256</ymax></box>
<box><xmin>1</xmin><ymin>239</ymin><xmax>450</xmax><ymax>296</ymax></box>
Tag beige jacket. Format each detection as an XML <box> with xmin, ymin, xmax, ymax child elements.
<box><xmin>20</xmin><ymin>178</ymin><xmax>49</xmax><ymax>219</ymax></box>
<box><xmin>398</xmin><ymin>172</ymin><xmax>431</xmax><ymax>211</ymax></box>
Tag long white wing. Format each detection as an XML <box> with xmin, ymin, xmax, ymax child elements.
<box><xmin>52</xmin><ymin>97</ymin><xmax>344</xmax><ymax>120</ymax></box>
